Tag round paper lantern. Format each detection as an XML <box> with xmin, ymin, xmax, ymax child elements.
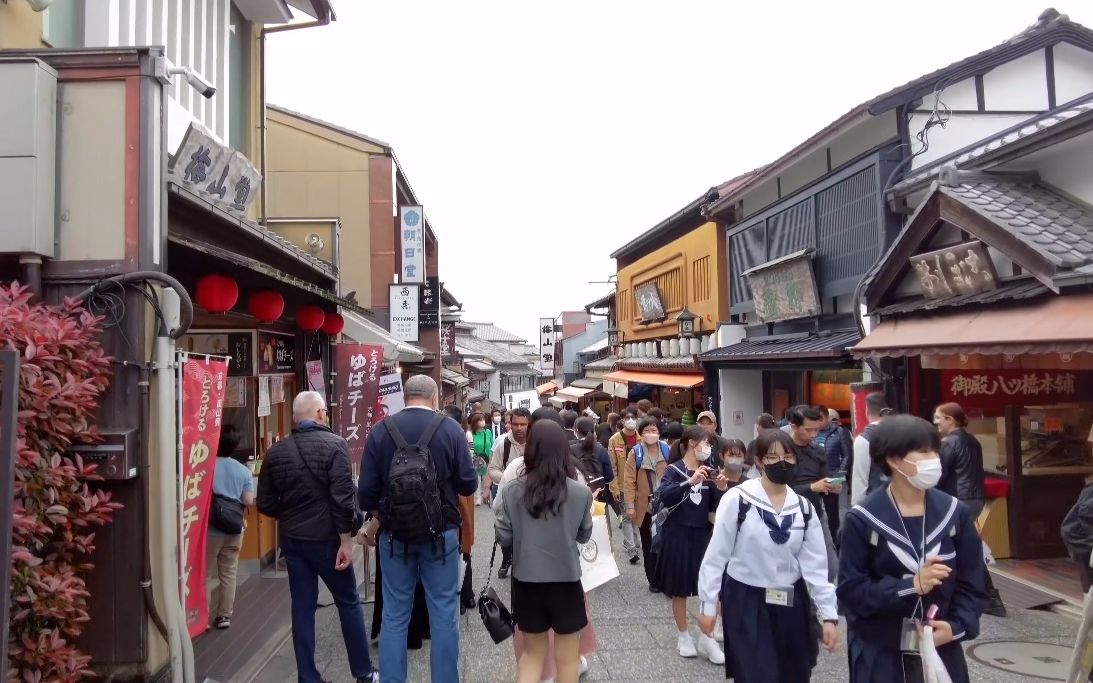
<box><xmin>320</xmin><ymin>312</ymin><xmax>344</xmax><ymax>336</ymax></box>
<box><xmin>194</xmin><ymin>274</ymin><xmax>238</xmax><ymax>314</ymax></box>
<box><xmin>248</xmin><ymin>290</ymin><xmax>284</xmax><ymax>323</ymax></box>
<box><xmin>296</xmin><ymin>305</ymin><xmax>326</xmax><ymax>332</ymax></box>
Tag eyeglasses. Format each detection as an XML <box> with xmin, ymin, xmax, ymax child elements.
<box><xmin>760</xmin><ymin>454</ymin><xmax>797</xmax><ymax>465</ymax></box>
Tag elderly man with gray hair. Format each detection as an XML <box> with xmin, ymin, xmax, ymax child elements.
<box><xmin>257</xmin><ymin>390</ymin><xmax>377</xmax><ymax>683</ymax></box>
<box><xmin>359</xmin><ymin>374</ymin><xmax>478</xmax><ymax>683</ymax></box>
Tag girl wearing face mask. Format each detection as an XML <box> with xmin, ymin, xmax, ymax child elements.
<box><xmin>837</xmin><ymin>414</ymin><xmax>984</xmax><ymax>683</ymax></box>
<box><xmin>719</xmin><ymin>439</ymin><xmax>748</xmax><ymax>490</ymax></box>
<box><xmin>653</xmin><ymin>426</ymin><xmax>727</xmax><ymax>664</ymax></box>
<box><xmin>622</xmin><ymin>417</ymin><xmax>669</xmax><ymax>590</ymax></box>
<box><xmin>697</xmin><ymin>429</ymin><xmax>839</xmax><ymax>682</ymax></box>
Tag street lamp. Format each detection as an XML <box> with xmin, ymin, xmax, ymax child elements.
<box><xmin>607</xmin><ymin>327</ymin><xmax>619</xmax><ymax>351</ymax></box>
<box><xmin>676</xmin><ymin>309</ymin><xmax>699</xmax><ymax>338</ymax></box>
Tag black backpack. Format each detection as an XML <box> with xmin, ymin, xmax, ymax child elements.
<box><xmin>379</xmin><ymin>413</ymin><xmax>447</xmax><ymax>547</ymax></box>
<box><xmin>570</xmin><ymin>442</ymin><xmax>604</xmax><ymax>481</ymax></box>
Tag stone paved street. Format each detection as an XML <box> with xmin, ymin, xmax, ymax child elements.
<box><xmin>254</xmin><ymin>505</ymin><xmax>1083</xmax><ymax>682</ymax></box>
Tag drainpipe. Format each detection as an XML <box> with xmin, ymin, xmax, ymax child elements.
<box><xmin>258</xmin><ymin>13</ymin><xmax>332</xmax><ymax>224</ymax></box>
<box><xmin>19</xmin><ymin>255</ymin><xmax>42</xmax><ymax>299</ymax></box>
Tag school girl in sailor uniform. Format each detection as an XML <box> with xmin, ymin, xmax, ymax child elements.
<box><xmin>837</xmin><ymin>414</ymin><xmax>984</xmax><ymax>683</ymax></box>
<box><xmin>697</xmin><ymin>428</ymin><xmax>839</xmax><ymax>682</ymax></box>
<box><xmin>652</xmin><ymin>425</ymin><xmax>727</xmax><ymax>665</ymax></box>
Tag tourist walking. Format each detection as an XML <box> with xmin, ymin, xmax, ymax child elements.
<box><xmin>653</xmin><ymin>425</ymin><xmax>726</xmax><ymax>665</ymax></box>
<box><xmin>622</xmin><ymin>417</ymin><xmax>669</xmax><ymax>589</ymax></box>
<box><xmin>787</xmin><ymin>405</ymin><xmax>840</xmax><ymax>579</ymax></box>
<box><xmin>205</xmin><ymin>425</ymin><xmax>254</xmax><ymax>631</ymax></box>
<box><xmin>571</xmin><ymin>416</ymin><xmax>614</xmax><ymax>495</ymax></box>
<box><xmin>466</xmin><ymin>412</ymin><xmax>494</xmax><ymax>505</ymax></box>
<box><xmin>496</xmin><ymin>419</ymin><xmax>594</xmax><ymax>683</ymax></box>
<box><xmin>256</xmin><ymin>391</ymin><xmax>378</xmax><ymax>683</ymax></box>
<box><xmin>698</xmin><ymin>428</ymin><xmax>839</xmax><ymax>682</ymax></box>
<box><xmin>850</xmin><ymin>392</ymin><xmax>891</xmax><ymax>505</ymax></box>
<box><xmin>838</xmin><ymin>414</ymin><xmax>984</xmax><ymax>683</ymax></box>
<box><xmin>357</xmin><ymin>375</ymin><xmax>478</xmax><ymax>683</ymax></box>
<box><xmin>487</xmin><ymin>407</ymin><xmax>531</xmax><ymax>578</ymax></box>
<box><xmin>607</xmin><ymin>410</ymin><xmax>641</xmax><ymax>562</ymax></box>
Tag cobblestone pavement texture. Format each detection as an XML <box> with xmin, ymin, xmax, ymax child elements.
<box><xmin>255</xmin><ymin>504</ymin><xmax>1081</xmax><ymax>682</ymax></box>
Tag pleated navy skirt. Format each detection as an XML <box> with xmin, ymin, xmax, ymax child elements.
<box><xmin>721</xmin><ymin>575</ymin><xmax>818</xmax><ymax>682</ymax></box>
<box><xmin>653</xmin><ymin>525</ymin><xmax>710</xmax><ymax>597</ymax></box>
<box><xmin>847</xmin><ymin>632</ymin><xmax>971</xmax><ymax>683</ymax></box>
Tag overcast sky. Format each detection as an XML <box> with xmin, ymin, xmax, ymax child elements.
<box><xmin>266</xmin><ymin>1</ymin><xmax>1093</xmax><ymax>345</ymax></box>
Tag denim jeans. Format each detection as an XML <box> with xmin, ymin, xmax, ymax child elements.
<box><xmin>281</xmin><ymin>536</ymin><xmax>374</xmax><ymax>682</ymax></box>
<box><xmin>379</xmin><ymin>528</ymin><xmax>460</xmax><ymax>683</ymax></box>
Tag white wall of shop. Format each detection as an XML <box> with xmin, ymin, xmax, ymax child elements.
<box><xmin>1002</xmin><ymin>128</ymin><xmax>1093</xmax><ymax>204</ymax></box>
<box><xmin>718</xmin><ymin>369</ymin><xmax>764</xmax><ymax>443</ymax></box>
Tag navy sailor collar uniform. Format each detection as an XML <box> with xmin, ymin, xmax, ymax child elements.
<box><xmin>836</xmin><ymin>487</ymin><xmax>985</xmax><ymax>683</ymax></box>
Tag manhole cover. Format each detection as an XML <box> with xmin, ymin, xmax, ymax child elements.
<box><xmin>967</xmin><ymin>641</ymin><xmax>1073</xmax><ymax>680</ymax></box>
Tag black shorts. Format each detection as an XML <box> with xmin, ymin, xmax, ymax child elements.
<box><xmin>511</xmin><ymin>577</ymin><xmax>587</xmax><ymax>635</ymax></box>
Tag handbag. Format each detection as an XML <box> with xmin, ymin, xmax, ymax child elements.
<box><xmin>477</xmin><ymin>542</ymin><xmax>514</xmax><ymax>644</ymax></box>
<box><xmin>211</xmin><ymin>493</ymin><xmax>245</xmax><ymax>534</ymax></box>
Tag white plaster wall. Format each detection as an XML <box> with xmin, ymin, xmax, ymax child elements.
<box><xmin>934</xmin><ymin>77</ymin><xmax>979</xmax><ymax>111</ymax></box>
<box><xmin>1053</xmin><ymin>43</ymin><xmax>1093</xmax><ymax>104</ymax></box>
<box><xmin>718</xmin><ymin>369</ymin><xmax>765</xmax><ymax>443</ymax></box>
<box><xmin>983</xmin><ymin>50</ymin><xmax>1049</xmax><ymax>111</ymax></box>
<box><xmin>908</xmin><ymin>112</ymin><xmax>1031</xmax><ymax>168</ymax></box>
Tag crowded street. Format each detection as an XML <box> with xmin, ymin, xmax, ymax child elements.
<box><xmin>6</xmin><ymin>2</ymin><xmax>1093</xmax><ymax>683</ymax></box>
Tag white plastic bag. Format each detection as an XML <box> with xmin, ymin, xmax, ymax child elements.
<box><xmin>919</xmin><ymin>625</ymin><xmax>954</xmax><ymax>683</ymax></box>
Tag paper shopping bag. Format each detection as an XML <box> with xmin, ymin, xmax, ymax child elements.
<box><xmin>578</xmin><ymin>515</ymin><xmax>619</xmax><ymax>592</ymax></box>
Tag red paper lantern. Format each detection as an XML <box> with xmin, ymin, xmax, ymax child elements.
<box><xmin>296</xmin><ymin>305</ymin><xmax>326</xmax><ymax>332</ymax></box>
<box><xmin>194</xmin><ymin>274</ymin><xmax>238</xmax><ymax>314</ymax></box>
<box><xmin>248</xmin><ymin>290</ymin><xmax>284</xmax><ymax>323</ymax></box>
<box><xmin>320</xmin><ymin>312</ymin><xmax>344</xmax><ymax>336</ymax></box>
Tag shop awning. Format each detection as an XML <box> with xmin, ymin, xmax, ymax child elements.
<box><xmin>555</xmin><ymin>386</ymin><xmax>594</xmax><ymax>402</ymax></box>
<box><xmin>341</xmin><ymin>310</ymin><xmax>425</xmax><ymax>363</ymax></box>
<box><xmin>569</xmin><ymin>377</ymin><xmax>603</xmax><ymax>391</ymax></box>
<box><xmin>548</xmin><ymin>396</ymin><xmax>566</xmax><ymax>408</ymax></box>
<box><xmin>536</xmin><ymin>381</ymin><xmax>558</xmax><ymax>394</ymax></box>
<box><xmin>466</xmin><ymin>360</ymin><xmax>496</xmax><ymax>373</ymax></box>
<box><xmin>601</xmin><ymin>369</ymin><xmax>704</xmax><ymax>389</ymax></box>
<box><xmin>853</xmin><ymin>293</ymin><xmax>1093</xmax><ymax>358</ymax></box>
<box><xmin>700</xmin><ymin>330</ymin><xmax>861</xmax><ymax>363</ymax></box>
<box><xmin>441</xmin><ymin>368</ymin><xmax>470</xmax><ymax>387</ymax></box>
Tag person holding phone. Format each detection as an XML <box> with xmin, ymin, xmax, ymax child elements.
<box><xmin>838</xmin><ymin>415</ymin><xmax>984</xmax><ymax>683</ymax></box>
<box><xmin>655</xmin><ymin>426</ymin><xmax>727</xmax><ymax>665</ymax></box>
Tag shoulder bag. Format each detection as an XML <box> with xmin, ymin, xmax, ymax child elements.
<box><xmin>284</xmin><ymin>435</ymin><xmax>365</xmax><ymax>536</ymax></box>
<box><xmin>478</xmin><ymin>541</ymin><xmax>515</xmax><ymax>643</ymax></box>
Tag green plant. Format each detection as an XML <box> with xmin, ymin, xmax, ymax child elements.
<box><xmin>2</xmin><ymin>283</ymin><xmax>122</xmax><ymax>682</ymax></box>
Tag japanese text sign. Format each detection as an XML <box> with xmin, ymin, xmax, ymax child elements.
<box><xmin>389</xmin><ymin>284</ymin><xmax>420</xmax><ymax>342</ymax></box>
<box><xmin>419</xmin><ymin>276</ymin><xmax>440</xmax><ymax>328</ymax></box>
<box><xmin>400</xmin><ymin>205</ymin><xmax>425</xmax><ymax>283</ymax></box>
<box><xmin>178</xmin><ymin>356</ymin><xmax>228</xmax><ymax>639</ymax></box>
<box><xmin>745</xmin><ymin>252</ymin><xmax>820</xmax><ymax>324</ymax></box>
<box><xmin>539</xmin><ymin>317</ymin><xmax>557</xmax><ymax>370</ymax></box>
<box><xmin>258</xmin><ymin>331</ymin><xmax>295</xmax><ymax>374</ymax></box>
<box><xmin>333</xmin><ymin>344</ymin><xmax>384</xmax><ymax>464</ymax></box>
<box><xmin>941</xmin><ymin>369</ymin><xmax>1087</xmax><ymax>413</ymax></box>
<box><xmin>441</xmin><ymin>322</ymin><xmax>457</xmax><ymax>359</ymax></box>
<box><xmin>168</xmin><ymin>123</ymin><xmax>262</xmax><ymax>215</ymax></box>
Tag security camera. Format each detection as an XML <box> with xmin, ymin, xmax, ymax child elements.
<box><xmin>166</xmin><ymin>65</ymin><xmax>216</xmax><ymax>99</ymax></box>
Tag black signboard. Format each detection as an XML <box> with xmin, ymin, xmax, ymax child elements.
<box><xmin>182</xmin><ymin>332</ymin><xmax>253</xmax><ymax>377</ymax></box>
<box><xmin>419</xmin><ymin>276</ymin><xmax>440</xmax><ymax>328</ymax></box>
<box><xmin>258</xmin><ymin>331</ymin><xmax>296</xmax><ymax>374</ymax></box>
<box><xmin>227</xmin><ymin>333</ymin><xmax>253</xmax><ymax>377</ymax></box>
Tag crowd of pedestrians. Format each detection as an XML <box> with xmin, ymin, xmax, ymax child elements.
<box><xmin>199</xmin><ymin>377</ymin><xmax>1008</xmax><ymax>682</ymax></box>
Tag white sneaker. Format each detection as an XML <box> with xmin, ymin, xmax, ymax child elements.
<box><xmin>677</xmin><ymin>632</ymin><xmax>697</xmax><ymax>658</ymax></box>
<box><xmin>713</xmin><ymin>618</ymin><xmax>724</xmax><ymax>643</ymax></box>
<box><xmin>696</xmin><ymin>633</ymin><xmax>725</xmax><ymax>665</ymax></box>
<box><xmin>578</xmin><ymin>655</ymin><xmax>589</xmax><ymax>676</ymax></box>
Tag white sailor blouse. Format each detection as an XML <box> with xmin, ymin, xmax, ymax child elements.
<box><xmin>836</xmin><ymin>487</ymin><xmax>984</xmax><ymax>682</ymax></box>
<box><xmin>697</xmin><ymin>478</ymin><xmax>838</xmax><ymax>620</ymax></box>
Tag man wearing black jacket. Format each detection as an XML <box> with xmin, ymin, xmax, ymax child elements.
<box><xmin>787</xmin><ymin>405</ymin><xmax>840</xmax><ymax>579</ymax></box>
<box><xmin>257</xmin><ymin>391</ymin><xmax>377</xmax><ymax>683</ymax></box>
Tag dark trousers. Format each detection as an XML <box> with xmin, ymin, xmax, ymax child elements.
<box><xmin>639</xmin><ymin>514</ymin><xmax>655</xmax><ymax>586</ymax></box>
<box><xmin>821</xmin><ymin>492</ymin><xmax>841</xmax><ymax>548</ymax></box>
<box><xmin>281</xmin><ymin>536</ymin><xmax>374</xmax><ymax>682</ymax></box>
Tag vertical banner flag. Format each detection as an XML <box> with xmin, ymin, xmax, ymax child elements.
<box><xmin>333</xmin><ymin>344</ymin><xmax>383</xmax><ymax>464</ymax></box>
<box><xmin>179</xmin><ymin>356</ymin><xmax>229</xmax><ymax>638</ymax></box>
<box><xmin>441</xmin><ymin>321</ymin><xmax>456</xmax><ymax>359</ymax></box>
<box><xmin>399</xmin><ymin>205</ymin><xmax>425</xmax><ymax>283</ymax></box>
<box><xmin>389</xmin><ymin>284</ymin><xmax>420</xmax><ymax>342</ymax></box>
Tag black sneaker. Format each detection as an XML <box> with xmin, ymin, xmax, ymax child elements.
<box><xmin>629</xmin><ymin>556</ymin><xmax>640</xmax><ymax>565</ymax></box>
<box><xmin>498</xmin><ymin>562</ymin><xmax>511</xmax><ymax>579</ymax></box>
<box><xmin>214</xmin><ymin>616</ymin><xmax>230</xmax><ymax>630</ymax></box>
<box><xmin>356</xmin><ymin>673</ymin><xmax>379</xmax><ymax>683</ymax></box>
<box><xmin>649</xmin><ymin>585</ymin><xmax>661</xmax><ymax>594</ymax></box>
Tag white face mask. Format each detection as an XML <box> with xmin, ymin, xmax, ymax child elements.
<box><xmin>724</xmin><ymin>456</ymin><xmax>744</xmax><ymax>472</ymax></box>
<box><xmin>900</xmin><ymin>457</ymin><xmax>943</xmax><ymax>490</ymax></box>
<box><xmin>623</xmin><ymin>419</ymin><xmax>637</xmax><ymax>431</ymax></box>
<box><xmin>642</xmin><ymin>433</ymin><xmax>659</xmax><ymax>446</ymax></box>
<box><xmin>695</xmin><ymin>445</ymin><xmax>712</xmax><ymax>462</ymax></box>
<box><xmin>492</xmin><ymin>416</ymin><xmax>501</xmax><ymax>424</ymax></box>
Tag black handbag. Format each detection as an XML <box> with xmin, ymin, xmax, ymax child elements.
<box><xmin>211</xmin><ymin>493</ymin><xmax>245</xmax><ymax>534</ymax></box>
<box><xmin>477</xmin><ymin>542</ymin><xmax>514</xmax><ymax>644</ymax></box>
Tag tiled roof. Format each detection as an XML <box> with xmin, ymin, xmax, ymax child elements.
<box><xmin>583</xmin><ymin>355</ymin><xmax>617</xmax><ymax>371</ymax></box>
<box><xmin>872</xmin><ymin>279</ymin><xmax>1051</xmax><ymax>317</ymax></box>
<box><xmin>463</xmin><ymin>322</ymin><xmax>527</xmax><ymax>344</ymax></box>
<box><xmin>617</xmin><ymin>356</ymin><xmax>700</xmax><ymax>371</ymax></box>
<box><xmin>940</xmin><ymin>180</ymin><xmax>1093</xmax><ymax>268</ymax></box>
<box><xmin>700</xmin><ymin>330</ymin><xmax>860</xmax><ymax>363</ymax></box>
<box><xmin>455</xmin><ymin>333</ymin><xmax>534</xmax><ymax>367</ymax></box>
<box><xmin>889</xmin><ymin>95</ymin><xmax>1093</xmax><ymax>196</ymax></box>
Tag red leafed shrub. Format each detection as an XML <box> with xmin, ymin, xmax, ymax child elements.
<box><xmin>1</xmin><ymin>283</ymin><xmax>123</xmax><ymax>682</ymax></box>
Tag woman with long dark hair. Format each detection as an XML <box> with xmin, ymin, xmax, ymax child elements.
<box><xmin>497</xmin><ymin>420</ymin><xmax>593</xmax><ymax>683</ymax></box>
<box><xmin>572</xmin><ymin>416</ymin><xmax>614</xmax><ymax>495</ymax></box>
<box><xmin>466</xmin><ymin>411</ymin><xmax>494</xmax><ymax>505</ymax></box>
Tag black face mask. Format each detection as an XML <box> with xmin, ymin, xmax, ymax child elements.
<box><xmin>763</xmin><ymin>460</ymin><xmax>798</xmax><ymax>485</ymax></box>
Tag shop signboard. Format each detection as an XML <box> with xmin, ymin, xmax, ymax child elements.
<box><xmin>634</xmin><ymin>281</ymin><xmax>666</xmax><ymax>322</ymax></box>
<box><xmin>399</xmin><ymin>205</ymin><xmax>426</xmax><ymax>283</ymax></box>
<box><xmin>379</xmin><ymin>373</ymin><xmax>405</xmax><ymax>418</ymax></box>
<box><xmin>504</xmin><ymin>389</ymin><xmax>539</xmax><ymax>411</ymax></box>
<box><xmin>333</xmin><ymin>344</ymin><xmax>384</xmax><ymax>464</ymax></box>
<box><xmin>389</xmin><ymin>284</ymin><xmax>420</xmax><ymax>343</ymax></box>
<box><xmin>539</xmin><ymin>317</ymin><xmax>557</xmax><ymax>369</ymax></box>
<box><xmin>441</xmin><ymin>321</ymin><xmax>457</xmax><ymax>359</ymax></box>
<box><xmin>179</xmin><ymin>332</ymin><xmax>253</xmax><ymax>377</ymax></box>
<box><xmin>258</xmin><ymin>331</ymin><xmax>295</xmax><ymax>375</ymax></box>
<box><xmin>178</xmin><ymin>355</ymin><xmax>229</xmax><ymax>639</ymax></box>
<box><xmin>744</xmin><ymin>250</ymin><xmax>820</xmax><ymax>324</ymax></box>
<box><xmin>419</xmin><ymin>276</ymin><xmax>440</xmax><ymax>328</ymax></box>
<box><xmin>306</xmin><ymin>360</ymin><xmax>326</xmax><ymax>393</ymax></box>
<box><xmin>909</xmin><ymin>240</ymin><xmax>998</xmax><ymax>301</ymax></box>
<box><xmin>940</xmin><ymin>369</ymin><xmax>1088</xmax><ymax>413</ymax></box>
<box><xmin>168</xmin><ymin>122</ymin><xmax>262</xmax><ymax>216</ymax></box>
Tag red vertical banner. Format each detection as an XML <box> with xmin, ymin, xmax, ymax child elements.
<box><xmin>179</xmin><ymin>356</ymin><xmax>229</xmax><ymax>638</ymax></box>
<box><xmin>333</xmin><ymin>344</ymin><xmax>384</xmax><ymax>464</ymax></box>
